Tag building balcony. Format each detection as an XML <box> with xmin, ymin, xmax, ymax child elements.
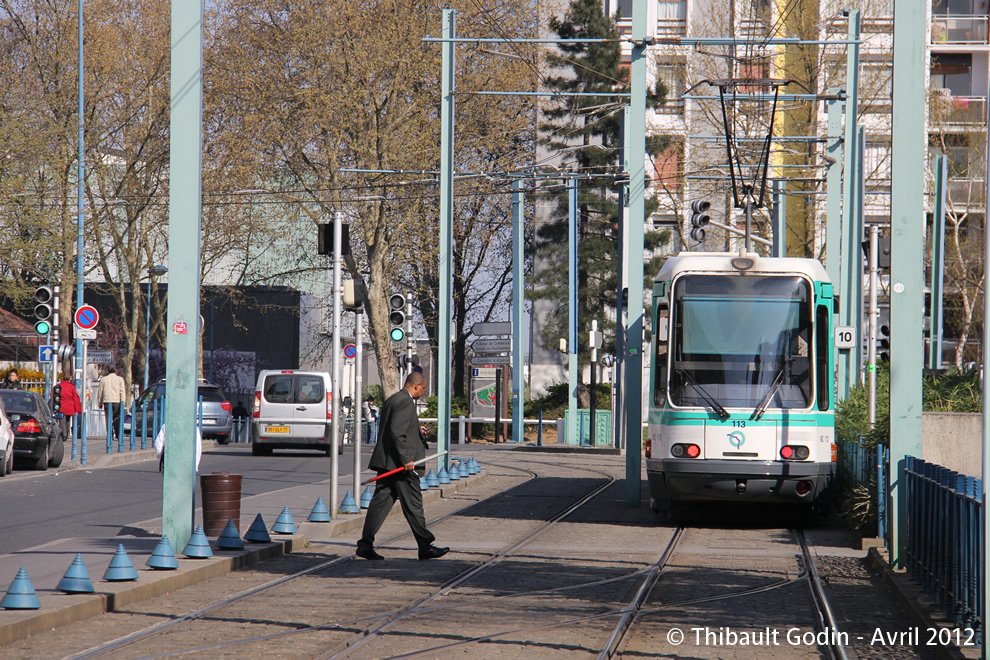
<box><xmin>930</xmin><ymin>93</ymin><xmax>987</xmax><ymax>125</ymax></box>
<box><xmin>947</xmin><ymin>177</ymin><xmax>986</xmax><ymax>206</ymax></box>
<box><xmin>932</xmin><ymin>15</ymin><xmax>988</xmax><ymax>45</ymax></box>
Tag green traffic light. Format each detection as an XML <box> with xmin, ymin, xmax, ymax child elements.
<box><xmin>390</xmin><ymin>327</ymin><xmax>405</xmax><ymax>342</ymax></box>
<box><xmin>34</xmin><ymin>320</ymin><xmax>51</xmax><ymax>335</ymax></box>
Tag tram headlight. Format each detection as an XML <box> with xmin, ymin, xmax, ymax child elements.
<box><xmin>731</xmin><ymin>256</ymin><xmax>755</xmax><ymax>272</ymax></box>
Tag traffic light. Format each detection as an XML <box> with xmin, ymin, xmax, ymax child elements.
<box><xmin>51</xmin><ymin>384</ymin><xmax>62</xmax><ymax>414</ymax></box>
<box><xmin>389</xmin><ymin>293</ymin><xmax>406</xmax><ymax>342</ymax></box>
<box><xmin>317</xmin><ymin>223</ymin><xmax>350</xmax><ymax>256</ymax></box>
<box><xmin>343</xmin><ymin>278</ymin><xmax>368</xmax><ymax>309</ymax></box>
<box><xmin>57</xmin><ymin>344</ymin><xmax>75</xmax><ymax>361</ymax></box>
<box><xmin>879</xmin><ymin>324</ymin><xmax>890</xmax><ymax>362</ymax></box>
<box><xmin>34</xmin><ymin>286</ymin><xmax>53</xmax><ymax>335</ymax></box>
<box><xmin>397</xmin><ymin>354</ymin><xmax>420</xmax><ymax>369</ymax></box>
<box><xmin>690</xmin><ymin>200</ymin><xmax>710</xmax><ymax>242</ymax></box>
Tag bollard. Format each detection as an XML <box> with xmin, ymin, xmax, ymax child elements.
<box><xmin>308</xmin><ymin>497</ymin><xmax>332</xmax><ymax>522</ymax></box>
<box><xmin>272</xmin><ymin>506</ymin><xmax>297</xmax><ymax>534</ymax></box>
<box><xmin>537</xmin><ymin>409</ymin><xmax>543</xmax><ymax>446</ymax></box>
<box><xmin>183</xmin><ymin>525</ymin><xmax>213</xmax><ymax>558</ymax></box>
<box><xmin>103</xmin><ymin>545</ymin><xmax>139</xmax><ymax>581</ymax></box>
<box><xmin>458</xmin><ymin>416</ymin><xmax>465</xmax><ymax>444</ymax></box>
<box><xmin>117</xmin><ymin>402</ymin><xmax>125</xmax><ymax>452</ymax></box>
<box><xmin>339</xmin><ymin>490</ymin><xmax>360</xmax><ymax>514</ymax></box>
<box><xmin>359</xmin><ymin>486</ymin><xmax>373</xmax><ymax>509</ymax></box>
<box><xmin>426</xmin><ymin>469</ymin><xmax>439</xmax><ymax>488</ymax></box>
<box><xmin>147</xmin><ymin>535</ymin><xmax>179</xmax><ymax>570</ymax></box>
<box><xmin>129</xmin><ymin>401</ymin><xmax>136</xmax><ymax>450</ymax></box>
<box><xmin>437</xmin><ymin>467</ymin><xmax>450</xmax><ymax>484</ymax></box>
<box><xmin>217</xmin><ymin>519</ymin><xmax>245</xmax><ymax>550</ymax></box>
<box><xmin>57</xmin><ymin>554</ymin><xmax>95</xmax><ymax>593</ymax></box>
<box><xmin>1</xmin><ymin>568</ymin><xmax>41</xmax><ymax>609</ymax></box>
<box><xmin>140</xmin><ymin>400</ymin><xmax>148</xmax><ymax>449</ymax></box>
<box><xmin>244</xmin><ymin>514</ymin><xmax>271</xmax><ymax>543</ymax></box>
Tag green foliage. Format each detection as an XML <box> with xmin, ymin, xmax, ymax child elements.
<box><xmin>530</xmin><ymin>0</ymin><xmax>671</xmax><ymax>359</ymax></box>
<box><xmin>363</xmin><ymin>384</ymin><xmax>384</xmax><ymax>408</ymax></box>
<box><xmin>420</xmin><ymin>395</ymin><xmax>470</xmax><ymax>420</ymax></box>
<box><xmin>527</xmin><ymin>382</ymin><xmax>612</xmax><ymax>420</ymax></box>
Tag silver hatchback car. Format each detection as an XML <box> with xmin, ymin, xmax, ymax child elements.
<box><xmin>128</xmin><ymin>380</ymin><xmax>234</xmax><ymax>443</ymax></box>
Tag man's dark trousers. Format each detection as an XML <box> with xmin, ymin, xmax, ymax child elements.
<box><xmin>109</xmin><ymin>402</ymin><xmax>121</xmax><ymax>440</ymax></box>
<box><xmin>359</xmin><ymin>471</ymin><xmax>435</xmax><ymax>552</ymax></box>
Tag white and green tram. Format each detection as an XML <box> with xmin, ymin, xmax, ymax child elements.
<box><xmin>646</xmin><ymin>252</ymin><xmax>836</xmax><ymax>515</ymax></box>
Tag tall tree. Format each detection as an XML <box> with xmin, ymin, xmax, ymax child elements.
<box><xmin>532</xmin><ymin>0</ymin><xmax>670</xmax><ymax>360</ymax></box>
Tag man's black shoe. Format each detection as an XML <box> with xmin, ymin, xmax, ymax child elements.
<box><xmin>356</xmin><ymin>547</ymin><xmax>384</xmax><ymax>561</ymax></box>
<box><xmin>418</xmin><ymin>545</ymin><xmax>449</xmax><ymax>560</ymax></box>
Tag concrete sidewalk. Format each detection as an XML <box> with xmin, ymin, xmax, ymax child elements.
<box><xmin>0</xmin><ymin>449</ymin><xmax>488</xmax><ymax>646</ymax></box>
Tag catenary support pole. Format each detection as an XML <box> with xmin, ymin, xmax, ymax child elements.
<box><xmin>75</xmin><ymin>0</ymin><xmax>86</xmax><ymax>465</ymax></box>
<box><xmin>889</xmin><ymin>0</ymin><xmax>926</xmax><ymax>570</ymax></box>
<box><xmin>837</xmin><ymin>9</ymin><xmax>861</xmax><ymax>402</ymax></box>
<box><xmin>353</xmin><ymin>310</ymin><xmax>363</xmax><ymax>497</ymax></box>
<box><xmin>930</xmin><ymin>155</ymin><xmax>947</xmax><ymax>369</ymax></box>
<box><xmin>982</xmin><ymin>55</ymin><xmax>990</xmax><ymax>660</ymax></box>
<box><xmin>824</xmin><ymin>90</ymin><xmax>843</xmax><ymax>287</ymax></box>
<box><xmin>624</xmin><ymin>0</ymin><xmax>647</xmax><ymax>506</ymax></box>
<box><xmin>436</xmin><ymin>8</ymin><xmax>455</xmax><ymax>472</ymax></box>
<box><xmin>330</xmin><ymin>211</ymin><xmax>343</xmax><ymax>511</ymax></box>
<box><xmin>163</xmin><ymin>0</ymin><xmax>204</xmax><ymax>553</ymax></box>
<box><xmin>567</xmin><ymin>177</ymin><xmax>578</xmax><ymax>445</ymax></box>
<box><xmin>867</xmin><ymin>226</ymin><xmax>878</xmax><ymax>428</ymax></box>
<box><xmin>511</xmin><ymin>180</ymin><xmax>525</xmax><ymax>444</ymax></box>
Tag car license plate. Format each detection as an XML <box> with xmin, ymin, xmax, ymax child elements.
<box><xmin>202</xmin><ymin>419</ymin><xmax>216</xmax><ymax>425</ymax></box>
<box><xmin>266</xmin><ymin>426</ymin><xmax>289</xmax><ymax>433</ymax></box>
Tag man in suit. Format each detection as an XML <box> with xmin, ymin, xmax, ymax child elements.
<box><xmin>356</xmin><ymin>371</ymin><xmax>448</xmax><ymax>561</ymax></box>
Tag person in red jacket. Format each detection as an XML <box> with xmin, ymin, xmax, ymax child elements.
<box><xmin>55</xmin><ymin>372</ymin><xmax>83</xmax><ymax>442</ymax></box>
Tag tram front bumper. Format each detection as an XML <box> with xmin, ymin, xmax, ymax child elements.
<box><xmin>647</xmin><ymin>458</ymin><xmax>834</xmax><ymax>509</ymax></box>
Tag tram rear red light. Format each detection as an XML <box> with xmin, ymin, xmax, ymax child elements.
<box><xmin>831</xmin><ymin>443</ymin><xmax>837</xmax><ymax>462</ymax></box>
<box><xmin>795</xmin><ymin>480</ymin><xmax>812</xmax><ymax>495</ymax></box>
<box><xmin>644</xmin><ymin>439</ymin><xmax>652</xmax><ymax>458</ymax></box>
<box><xmin>780</xmin><ymin>446</ymin><xmax>794</xmax><ymax>459</ymax></box>
<box><xmin>685</xmin><ymin>444</ymin><xmax>700</xmax><ymax>458</ymax></box>
<box><xmin>780</xmin><ymin>445</ymin><xmax>810</xmax><ymax>460</ymax></box>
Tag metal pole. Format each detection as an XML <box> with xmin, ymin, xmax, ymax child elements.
<box><xmin>405</xmin><ymin>293</ymin><xmax>413</xmax><ymax>381</ymax></box>
<box><xmin>75</xmin><ymin>0</ymin><xmax>87</xmax><ymax>469</ymax></box>
<box><xmin>981</xmin><ymin>56</ymin><xmax>990</xmax><ymax>660</ymax></box>
<box><xmin>435</xmin><ymin>8</ymin><xmax>455</xmax><ymax>474</ymax></box>
<box><xmin>930</xmin><ymin>155</ymin><xmax>948</xmax><ymax>370</ymax></box>
<box><xmin>867</xmin><ymin>225</ymin><xmax>878</xmax><ymax>428</ymax></box>
<box><xmin>837</xmin><ymin>9</ymin><xmax>861</xmax><ymax>402</ymax></box>
<box><xmin>824</xmin><ymin>89</ymin><xmax>844</xmax><ymax>286</ymax></box>
<box><xmin>163</xmin><ymin>0</ymin><xmax>204</xmax><ymax>553</ymax></box>
<box><xmin>145</xmin><ymin>282</ymin><xmax>152</xmax><ymax>392</ymax></box>
<box><xmin>614</xmin><ymin>110</ymin><xmax>627</xmax><ymax>451</ymax></box>
<box><xmin>624</xmin><ymin>0</ymin><xmax>647</xmax><ymax>506</ymax></box>
<box><xmin>567</xmin><ymin>177</ymin><xmax>578</xmax><ymax>446</ymax></box>
<box><xmin>353</xmin><ymin>310</ymin><xmax>363</xmax><ymax>501</ymax></box>
<box><xmin>511</xmin><ymin>180</ymin><xmax>524</xmax><ymax>444</ymax></box>
<box><xmin>330</xmin><ymin>211</ymin><xmax>343</xmax><ymax>511</ymax></box>
<box><xmin>744</xmin><ymin>198</ymin><xmax>753</xmax><ymax>253</ymax></box>
<box><xmin>590</xmin><ymin>321</ymin><xmax>598</xmax><ymax>447</ymax></box>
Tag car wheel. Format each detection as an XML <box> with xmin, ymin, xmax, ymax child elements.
<box><xmin>49</xmin><ymin>437</ymin><xmax>65</xmax><ymax>468</ymax></box>
<box><xmin>216</xmin><ymin>436</ymin><xmax>230</xmax><ymax>445</ymax></box>
<box><xmin>252</xmin><ymin>443</ymin><xmax>272</xmax><ymax>456</ymax></box>
<box><xmin>4</xmin><ymin>449</ymin><xmax>11</xmax><ymax>475</ymax></box>
<box><xmin>36</xmin><ymin>442</ymin><xmax>49</xmax><ymax>471</ymax></box>
<box><xmin>0</xmin><ymin>451</ymin><xmax>6</xmax><ymax>477</ymax></box>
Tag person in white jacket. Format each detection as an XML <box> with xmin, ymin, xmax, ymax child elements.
<box><xmin>155</xmin><ymin>424</ymin><xmax>202</xmax><ymax>473</ymax></box>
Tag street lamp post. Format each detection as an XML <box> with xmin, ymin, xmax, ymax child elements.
<box><xmin>144</xmin><ymin>265</ymin><xmax>167</xmax><ymax>392</ymax></box>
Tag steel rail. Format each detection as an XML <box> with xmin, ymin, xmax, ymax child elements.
<box><xmin>797</xmin><ymin>529</ymin><xmax>851</xmax><ymax>660</ymax></box>
<box><xmin>69</xmin><ymin>461</ymin><xmax>539</xmax><ymax>660</ymax></box>
<box><xmin>319</xmin><ymin>466</ymin><xmax>618</xmax><ymax>659</ymax></box>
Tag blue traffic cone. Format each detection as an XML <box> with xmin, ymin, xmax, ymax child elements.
<box><xmin>57</xmin><ymin>554</ymin><xmax>95</xmax><ymax>593</ymax></box>
<box><xmin>420</xmin><ymin>476</ymin><xmax>429</xmax><ymax>491</ymax></box>
<box><xmin>146</xmin><ymin>535</ymin><xmax>179</xmax><ymax>570</ymax></box>
<box><xmin>458</xmin><ymin>460</ymin><xmax>471</xmax><ymax>478</ymax></box>
<box><xmin>183</xmin><ymin>525</ymin><xmax>213</xmax><ymax>558</ymax></box>
<box><xmin>1</xmin><ymin>568</ymin><xmax>41</xmax><ymax>609</ymax></box>
<box><xmin>425</xmin><ymin>468</ymin><xmax>439</xmax><ymax>487</ymax></box>
<box><xmin>308</xmin><ymin>497</ymin><xmax>332</xmax><ymax>522</ymax></box>
<box><xmin>272</xmin><ymin>506</ymin><xmax>297</xmax><ymax>534</ymax></box>
<box><xmin>103</xmin><ymin>544</ymin><xmax>139</xmax><ymax>581</ymax></box>
<box><xmin>448</xmin><ymin>461</ymin><xmax>461</xmax><ymax>481</ymax></box>
<box><xmin>469</xmin><ymin>457</ymin><xmax>480</xmax><ymax>474</ymax></box>
<box><xmin>437</xmin><ymin>467</ymin><xmax>451</xmax><ymax>484</ymax></box>
<box><xmin>244</xmin><ymin>513</ymin><xmax>271</xmax><ymax>543</ymax></box>
<box><xmin>339</xmin><ymin>490</ymin><xmax>360</xmax><ymax>514</ymax></box>
<box><xmin>359</xmin><ymin>486</ymin><xmax>373</xmax><ymax>508</ymax></box>
<box><xmin>216</xmin><ymin>519</ymin><xmax>244</xmax><ymax>550</ymax></box>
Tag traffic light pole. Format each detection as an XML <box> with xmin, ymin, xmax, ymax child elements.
<box><xmin>330</xmin><ymin>211</ymin><xmax>343</xmax><ymax>513</ymax></box>
<box><xmin>353</xmin><ymin>310</ymin><xmax>363</xmax><ymax>502</ymax></box>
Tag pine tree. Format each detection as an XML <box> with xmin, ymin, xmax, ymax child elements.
<box><xmin>531</xmin><ymin>0</ymin><xmax>670</xmax><ymax>358</ymax></box>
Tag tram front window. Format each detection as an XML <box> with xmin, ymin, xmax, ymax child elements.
<box><xmin>670</xmin><ymin>275</ymin><xmax>812</xmax><ymax>410</ymax></box>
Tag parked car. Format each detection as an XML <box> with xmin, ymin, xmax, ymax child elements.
<box><xmin>0</xmin><ymin>390</ymin><xmax>64</xmax><ymax>470</ymax></box>
<box><xmin>125</xmin><ymin>380</ymin><xmax>233</xmax><ymax>443</ymax></box>
<box><xmin>251</xmin><ymin>370</ymin><xmax>341</xmax><ymax>456</ymax></box>
<box><xmin>0</xmin><ymin>397</ymin><xmax>14</xmax><ymax>476</ymax></box>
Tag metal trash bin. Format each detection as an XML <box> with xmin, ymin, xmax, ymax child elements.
<box><xmin>200</xmin><ymin>471</ymin><xmax>242</xmax><ymax>536</ymax></box>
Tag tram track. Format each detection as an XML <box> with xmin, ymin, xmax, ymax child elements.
<box><xmin>69</xmin><ymin>457</ymin><xmax>635</xmax><ymax>660</ymax></box>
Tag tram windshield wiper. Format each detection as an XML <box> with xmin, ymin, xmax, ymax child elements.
<box><xmin>675</xmin><ymin>368</ymin><xmax>729</xmax><ymax>420</ymax></box>
<box><xmin>750</xmin><ymin>362</ymin><xmax>788</xmax><ymax>421</ymax></box>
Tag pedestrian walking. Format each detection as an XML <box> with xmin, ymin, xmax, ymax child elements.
<box><xmin>356</xmin><ymin>372</ymin><xmax>448</xmax><ymax>561</ymax></box>
<box><xmin>96</xmin><ymin>366</ymin><xmax>127</xmax><ymax>441</ymax></box>
<box><xmin>154</xmin><ymin>424</ymin><xmax>202</xmax><ymax>473</ymax></box>
<box><xmin>55</xmin><ymin>372</ymin><xmax>82</xmax><ymax>442</ymax></box>
<box><xmin>1</xmin><ymin>368</ymin><xmax>23</xmax><ymax>390</ymax></box>
<box><xmin>231</xmin><ymin>400</ymin><xmax>249</xmax><ymax>443</ymax></box>
<box><xmin>362</xmin><ymin>396</ymin><xmax>379</xmax><ymax>443</ymax></box>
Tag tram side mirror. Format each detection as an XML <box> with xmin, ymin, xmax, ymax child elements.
<box><xmin>657</xmin><ymin>316</ymin><xmax>669</xmax><ymax>341</ymax></box>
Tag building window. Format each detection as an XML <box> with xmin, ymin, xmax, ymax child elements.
<box><xmin>656</xmin><ymin>61</ymin><xmax>685</xmax><ymax>109</ymax></box>
<box><xmin>651</xmin><ymin>142</ymin><xmax>684</xmax><ymax>193</ymax></box>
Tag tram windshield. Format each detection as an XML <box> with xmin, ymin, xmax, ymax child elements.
<box><xmin>669</xmin><ymin>274</ymin><xmax>812</xmax><ymax>410</ymax></box>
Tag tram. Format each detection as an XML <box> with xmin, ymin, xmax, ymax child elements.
<box><xmin>646</xmin><ymin>250</ymin><xmax>836</xmax><ymax>516</ymax></box>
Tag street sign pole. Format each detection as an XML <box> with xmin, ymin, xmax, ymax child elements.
<box><xmin>353</xmin><ymin>310</ymin><xmax>363</xmax><ymax>504</ymax></box>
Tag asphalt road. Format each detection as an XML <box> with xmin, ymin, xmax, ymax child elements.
<box><xmin>0</xmin><ymin>445</ymin><xmax>349</xmax><ymax>555</ymax></box>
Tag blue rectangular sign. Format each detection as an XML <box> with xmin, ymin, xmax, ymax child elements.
<box><xmin>38</xmin><ymin>345</ymin><xmax>54</xmax><ymax>363</ymax></box>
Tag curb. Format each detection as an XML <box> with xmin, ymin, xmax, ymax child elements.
<box><xmin>0</xmin><ymin>470</ymin><xmax>487</xmax><ymax>646</ymax></box>
<box><xmin>866</xmin><ymin>547</ymin><xmax>978</xmax><ymax>660</ymax></box>
<box><xmin>511</xmin><ymin>444</ymin><xmax>621</xmax><ymax>455</ymax></box>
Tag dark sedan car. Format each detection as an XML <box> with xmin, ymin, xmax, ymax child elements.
<box><xmin>0</xmin><ymin>390</ymin><xmax>64</xmax><ymax>470</ymax></box>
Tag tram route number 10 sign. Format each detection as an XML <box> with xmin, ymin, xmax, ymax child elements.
<box><xmin>834</xmin><ymin>325</ymin><xmax>856</xmax><ymax>350</ymax></box>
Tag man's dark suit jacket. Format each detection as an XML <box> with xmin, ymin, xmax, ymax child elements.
<box><xmin>367</xmin><ymin>389</ymin><xmax>427</xmax><ymax>472</ymax></box>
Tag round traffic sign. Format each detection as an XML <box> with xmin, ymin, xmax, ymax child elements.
<box><xmin>343</xmin><ymin>344</ymin><xmax>357</xmax><ymax>359</ymax></box>
<box><xmin>74</xmin><ymin>305</ymin><xmax>99</xmax><ymax>330</ymax></box>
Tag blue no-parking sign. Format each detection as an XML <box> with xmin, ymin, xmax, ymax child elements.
<box><xmin>343</xmin><ymin>344</ymin><xmax>357</xmax><ymax>359</ymax></box>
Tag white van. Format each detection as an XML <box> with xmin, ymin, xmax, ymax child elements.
<box><xmin>251</xmin><ymin>370</ymin><xmax>342</xmax><ymax>456</ymax></box>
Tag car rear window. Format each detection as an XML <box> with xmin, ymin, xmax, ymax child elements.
<box><xmin>263</xmin><ymin>374</ymin><xmax>324</xmax><ymax>405</ymax></box>
<box><xmin>198</xmin><ymin>388</ymin><xmax>227</xmax><ymax>403</ymax></box>
<box><xmin>0</xmin><ymin>391</ymin><xmax>39</xmax><ymax>414</ymax></box>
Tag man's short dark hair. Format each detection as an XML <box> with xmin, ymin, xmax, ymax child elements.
<box><xmin>405</xmin><ymin>371</ymin><xmax>426</xmax><ymax>388</ymax></box>
<box><xmin>107</xmin><ymin>366</ymin><xmax>116</xmax><ymax>374</ymax></box>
